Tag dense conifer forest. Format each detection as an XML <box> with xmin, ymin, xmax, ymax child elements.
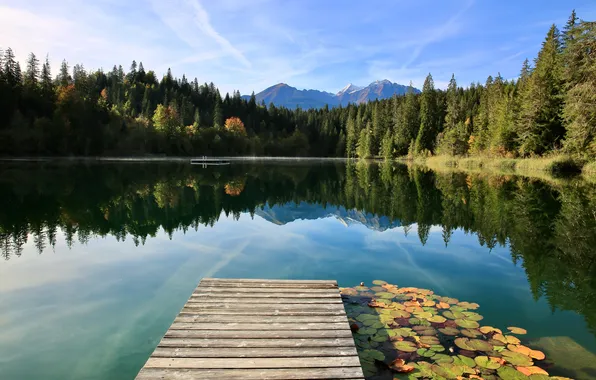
<box><xmin>0</xmin><ymin>11</ymin><xmax>593</xmax><ymax>159</ymax></box>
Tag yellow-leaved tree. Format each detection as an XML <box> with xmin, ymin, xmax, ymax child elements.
<box><xmin>224</xmin><ymin>117</ymin><xmax>246</xmax><ymax>136</ymax></box>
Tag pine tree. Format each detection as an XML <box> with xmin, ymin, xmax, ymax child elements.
<box><xmin>517</xmin><ymin>25</ymin><xmax>564</xmax><ymax>156</ymax></box>
<box><xmin>40</xmin><ymin>55</ymin><xmax>53</xmax><ymax>95</ymax></box>
<box><xmin>3</xmin><ymin>48</ymin><xmax>20</xmax><ymax>87</ymax></box>
<box><xmin>395</xmin><ymin>82</ymin><xmax>419</xmax><ymax>155</ymax></box>
<box><xmin>58</xmin><ymin>60</ymin><xmax>71</xmax><ymax>87</ymax></box>
<box><xmin>213</xmin><ymin>97</ymin><xmax>223</xmax><ymax>128</ymax></box>
<box><xmin>415</xmin><ymin>74</ymin><xmax>438</xmax><ymax>154</ymax></box>
<box><xmin>345</xmin><ymin>111</ymin><xmax>357</xmax><ymax>158</ymax></box>
<box><xmin>444</xmin><ymin>74</ymin><xmax>461</xmax><ymax>131</ymax></box>
<box><xmin>357</xmin><ymin>122</ymin><xmax>372</xmax><ymax>158</ymax></box>
<box><xmin>562</xmin><ymin>19</ymin><xmax>596</xmax><ymax>155</ymax></box>
<box><xmin>380</xmin><ymin>128</ymin><xmax>394</xmax><ymax>160</ymax></box>
<box><xmin>24</xmin><ymin>52</ymin><xmax>40</xmax><ymax>88</ymax></box>
<box><xmin>193</xmin><ymin>108</ymin><xmax>200</xmax><ymax>130</ymax></box>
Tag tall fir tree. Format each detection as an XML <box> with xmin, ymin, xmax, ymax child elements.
<box><xmin>415</xmin><ymin>74</ymin><xmax>439</xmax><ymax>154</ymax></box>
<box><xmin>395</xmin><ymin>82</ymin><xmax>419</xmax><ymax>155</ymax></box>
<box><xmin>517</xmin><ymin>25</ymin><xmax>564</xmax><ymax>155</ymax></box>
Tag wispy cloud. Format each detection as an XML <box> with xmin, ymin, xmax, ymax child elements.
<box><xmin>148</xmin><ymin>0</ymin><xmax>250</xmax><ymax>68</ymax></box>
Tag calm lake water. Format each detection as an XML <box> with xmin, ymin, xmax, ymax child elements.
<box><xmin>0</xmin><ymin>161</ymin><xmax>595</xmax><ymax>380</ymax></box>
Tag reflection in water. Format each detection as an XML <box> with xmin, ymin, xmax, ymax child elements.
<box><xmin>0</xmin><ymin>161</ymin><xmax>595</xmax><ymax>379</ymax></box>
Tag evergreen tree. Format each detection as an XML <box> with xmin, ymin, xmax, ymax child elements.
<box><xmin>41</xmin><ymin>56</ymin><xmax>53</xmax><ymax>94</ymax></box>
<box><xmin>562</xmin><ymin>20</ymin><xmax>596</xmax><ymax>155</ymax></box>
<box><xmin>24</xmin><ymin>53</ymin><xmax>40</xmax><ymax>88</ymax></box>
<box><xmin>345</xmin><ymin>112</ymin><xmax>357</xmax><ymax>158</ymax></box>
<box><xmin>415</xmin><ymin>74</ymin><xmax>439</xmax><ymax>154</ymax></box>
<box><xmin>213</xmin><ymin>96</ymin><xmax>223</xmax><ymax>128</ymax></box>
<box><xmin>395</xmin><ymin>83</ymin><xmax>419</xmax><ymax>155</ymax></box>
<box><xmin>380</xmin><ymin>128</ymin><xmax>394</xmax><ymax>160</ymax></box>
<box><xmin>517</xmin><ymin>25</ymin><xmax>564</xmax><ymax>155</ymax></box>
<box><xmin>58</xmin><ymin>60</ymin><xmax>71</xmax><ymax>87</ymax></box>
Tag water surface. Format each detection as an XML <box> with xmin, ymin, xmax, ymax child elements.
<box><xmin>0</xmin><ymin>161</ymin><xmax>595</xmax><ymax>379</ymax></box>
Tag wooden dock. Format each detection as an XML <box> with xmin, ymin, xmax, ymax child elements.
<box><xmin>135</xmin><ymin>278</ymin><xmax>364</xmax><ymax>379</ymax></box>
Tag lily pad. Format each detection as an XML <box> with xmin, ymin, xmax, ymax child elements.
<box><xmin>479</xmin><ymin>326</ymin><xmax>502</xmax><ymax>335</ymax></box>
<box><xmin>516</xmin><ymin>366</ymin><xmax>548</xmax><ymax>376</ymax></box>
<box><xmin>430</xmin><ymin>344</ymin><xmax>446</xmax><ymax>352</ymax></box>
<box><xmin>455</xmin><ymin>337</ymin><xmax>475</xmax><ymax>351</ymax></box>
<box><xmin>443</xmin><ymin>310</ymin><xmax>465</xmax><ymax>319</ymax></box>
<box><xmin>457</xmin><ymin>355</ymin><xmax>476</xmax><ymax>368</ymax></box>
<box><xmin>438</xmin><ymin>327</ymin><xmax>460</xmax><ymax>336</ymax></box>
<box><xmin>362</xmin><ymin>349</ymin><xmax>385</xmax><ymax>361</ymax></box>
<box><xmin>458</xmin><ymin>301</ymin><xmax>480</xmax><ymax>310</ymax></box>
<box><xmin>432</xmin><ymin>353</ymin><xmax>454</xmax><ymax>364</ymax></box>
<box><xmin>462</xmin><ymin>311</ymin><xmax>483</xmax><ymax>321</ymax></box>
<box><xmin>376</xmin><ymin>292</ymin><xmax>395</xmax><ymax>299</ymax></box>
<box><xmin>392</xmin><ymin>310</ymin><xmax>411</xmax><ymax>318</ymax></box>
<box><xmin>507</xmin><ymin>326</ymin><xmax>527</xmax><ymax>335</ymax></box>
<box><xmin>474</xmin><ymin>355</ymin><xmax>501</xmax><ymax>369</ymax></box>
<box><xmin>420</xmin><ymin>336</ymin><xmax>440</xmax><ymax>345</ymax></box>
<box><xmin>428</xmin><ymin>315</ymin><xmax>447</xmax><ymax>323</ymax></box>
<box><xmin>461</xmin><ymin>329</ymin><xmax>482</xmax><ymax>338</ymax></box>
<box><xmin>414</xmin><ymin>311</ymin><xmax>433</xmax><ymax>319</ymax></box>
<box><xmin>417</xmin><ymin>348</ymin><xmax>436</xmax><ymax>357</ymax></box>
<box><xmin>393</xmin><ymin>340</ymin><xmax>417</xmax><ymax>352</ymax></box>
<box><xmin>455</xmin><ymin>319</ymin><xmax>480</xmax><ymax>329</ymax></box>
<box><xmin>497</xmin><ymin>366</ymin><xmax>529</xmax><ymax>380</ymax></box>
<box><xmin>372</xmin><ymin>280</ymin><xmax>388</xmax><ymax>286</ymax></box>
<box><xmin>501</xmin><ymin>350</ymin><xmax>534</xmax><ymax>366</ymax></box>
<box><xmin>468</xmin><ymin>339</ymin><xmax>494</xmax><ymax>351</ymax></box>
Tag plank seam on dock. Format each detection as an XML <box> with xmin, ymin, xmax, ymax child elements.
<box><xmin>135</xmin><ymin>278</ymin><xmax>363</xmax><ymax>379</ymax></box>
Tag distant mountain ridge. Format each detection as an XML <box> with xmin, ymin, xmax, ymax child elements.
<box><xmin>255</xmin><ymin>202</ymin><xmax>402</xmax><ymax>231</ymax></box>
<box><xmin>243</xmin><ymin>80</ymin><xmax>419</xmax><ymax>109</ymax></box>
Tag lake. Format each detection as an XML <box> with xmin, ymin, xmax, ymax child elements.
<box><xmin>0</xmin><ymin>160</ymin><xmax>595</xmax><ymax>380</ymax></box>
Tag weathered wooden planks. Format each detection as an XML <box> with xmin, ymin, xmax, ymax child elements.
<box><xmin>135</xmin><ymin>278</ymin><xmax>364</xmax><ymax>379</ymax></box>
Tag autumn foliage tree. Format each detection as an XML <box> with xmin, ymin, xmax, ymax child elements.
<box><xmin>224</xmin><ymin>117</ymin><xmax>246</xmax><ymax>135</ymax></box>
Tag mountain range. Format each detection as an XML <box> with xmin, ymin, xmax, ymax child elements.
<box><xmin>243</xmin><ymin>80</ymin><xmax>420</xmax><ymax>109</ymax></box>
<box><xmin>255</xmin><ymin>202</ymin><xmax>402</xmax><ymax>232</ymax></box>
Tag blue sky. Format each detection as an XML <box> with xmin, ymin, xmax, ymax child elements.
<box><xmin>1</xmin><ymin>0</ymin><xmax>594</xmax><ymax>94</ymax></box>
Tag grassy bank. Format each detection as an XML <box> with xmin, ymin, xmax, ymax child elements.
<box><xmin>403</xmin><ymin>154</ymin><xmax>595</xmax><ymax>180</ymax></box>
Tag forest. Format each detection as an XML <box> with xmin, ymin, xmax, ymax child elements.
<box><xmin>0</xmin><ymin>11</ymin><xmax>594</xmax><ymax>159</ymax></box>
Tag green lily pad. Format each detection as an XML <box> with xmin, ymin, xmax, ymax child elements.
<box><xmin>497</xmin><ymin>365</ymin><xmax>529</xmax><ymax>380</ymax></box>
<box><xmin>409</xmin><ymin>318</ymin><xmax>431</xmax><ymax>326</ymax></box>
<box><xmin>457</xmin><ymin>354</ymin><xmax>476</xmax><ymax>368</ymax></box>
<box><xmin>417</xmin><ymin>348</ymin><xmax>436</xmax><ymax>357</ymax></box>
<box><xmin>528</xmin><ymin>375</ymin><xmax>549</xmax><ymax>380</ymax></box>
<box><xmin>372</xmin><ymin>334</ymin><xmax>388</xmax><ymax>342</ymax></box>
<box><xmin>420</xmin><ymin>335</ymin><xmax>440</xmax><ymax>345</ymax></box>
<box><xmin>393</xmin><ymin>340</ymin><xmax>417</xmax><ymax>352</ymax></box>
<box><xmin>432</xmin><ymin>353</ymin><xmax>454</xmax><ymax>364</ymax></box>
<box><xmin>376</xmin><ymin>292</ymin><xmax>395</xmax><ymax>298</ymax></box>
<box><xmin>372</xmin><ymin>280</ymin><xmax>388</xmax><ymax>286</ymax></box>
<box><xmin>458</xmin><ymin>301</ymin><xmax>480</xmax><ymax>310</ymax></box>
<box><xmin>455</xmin><ymin>319</ymin><xmax>480</xmax><ymax>329</ymax></box>
<box><xmin>462</xmin><ymin>311</ymin><xmax>483</xmax><ymax>321</ymax></box>
<box><xmin>362</xmin><ymin>349</ymin><xmax>385</xmax><ymax>361</ymax></box>
<box><xmin>430</xmin><ymin>344</ymin><xmax>446</xmax><ymax>352</ymax></box>
<box><xmin>437</xmin><ymin>362</ymin><xmax>466</xmax><ymax>377</ymax></box>
<box><xmin>438</xmin><ymin>327</ymin><xmax>460</xmax><ymax>336</ymax></box>
<box><xmin>502</xmin><ymin>350</ymin><xmax>534</xmax><ymax>366</ymax></box>
<box><xmin>428</xmin><ymin>315</ymin><xmax>447</xmax><ymax>323</ymax></box>
<box><xmin>454</xmin><ymin>337</ymin><xmax>475</xmax><ymax>351</ymax></box>
<box><xmin>362</xmin><ymin>319</ymin><xmax>381</xmax><ymax>327</ymax></box>
<box><xmin>460</xmin><ymin>329</ymin><xmax>482</xmax><ymax>338</ymax></box>
<box><xmin>392</xmin><ymin>311</ymin><xmax>412</xmax><ymax>320</ymax></box>
<box><xmin>357</xmin><ymin>327</ymin><xmax>377</xmax><ymax>335</ymax></box>
<box><xmin>468</xmin><ymin>339</ymin><xmax>494</xmax><ymax>351</ymax></box>
<box><xmin>474</xmin><ymin>355</ymin><xmax>501</xmax><ymax>369</ymax></box>
<box><xmin>356</xmin><ymin>313</ymin><xmax>377</xmax><ymax>322</ymax></box>
<box><xmin>443</xmin><ymin>310</ymin><xmax>465</xmax><ymax>319</ymax></box>
<box><xmin>355</xmin><ymin>286</ymin><xmax>369</xmax><ymax>291</ymax></box>
<box><xmin>414</xmin><ymin>311</ymin><xmax>433</xmax><ymax>319</ymax></box>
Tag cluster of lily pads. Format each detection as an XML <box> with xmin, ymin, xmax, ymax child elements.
<box><xmin>340</xmin><ymin>281</ymin><xmax>569</xmax><ymax>380</ymax></box>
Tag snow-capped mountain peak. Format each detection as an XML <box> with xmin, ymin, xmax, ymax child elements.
<box><xmin>337</xmin><ymin>83</ymin><xmax>363</xmax><ymax>96</ymax></box>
